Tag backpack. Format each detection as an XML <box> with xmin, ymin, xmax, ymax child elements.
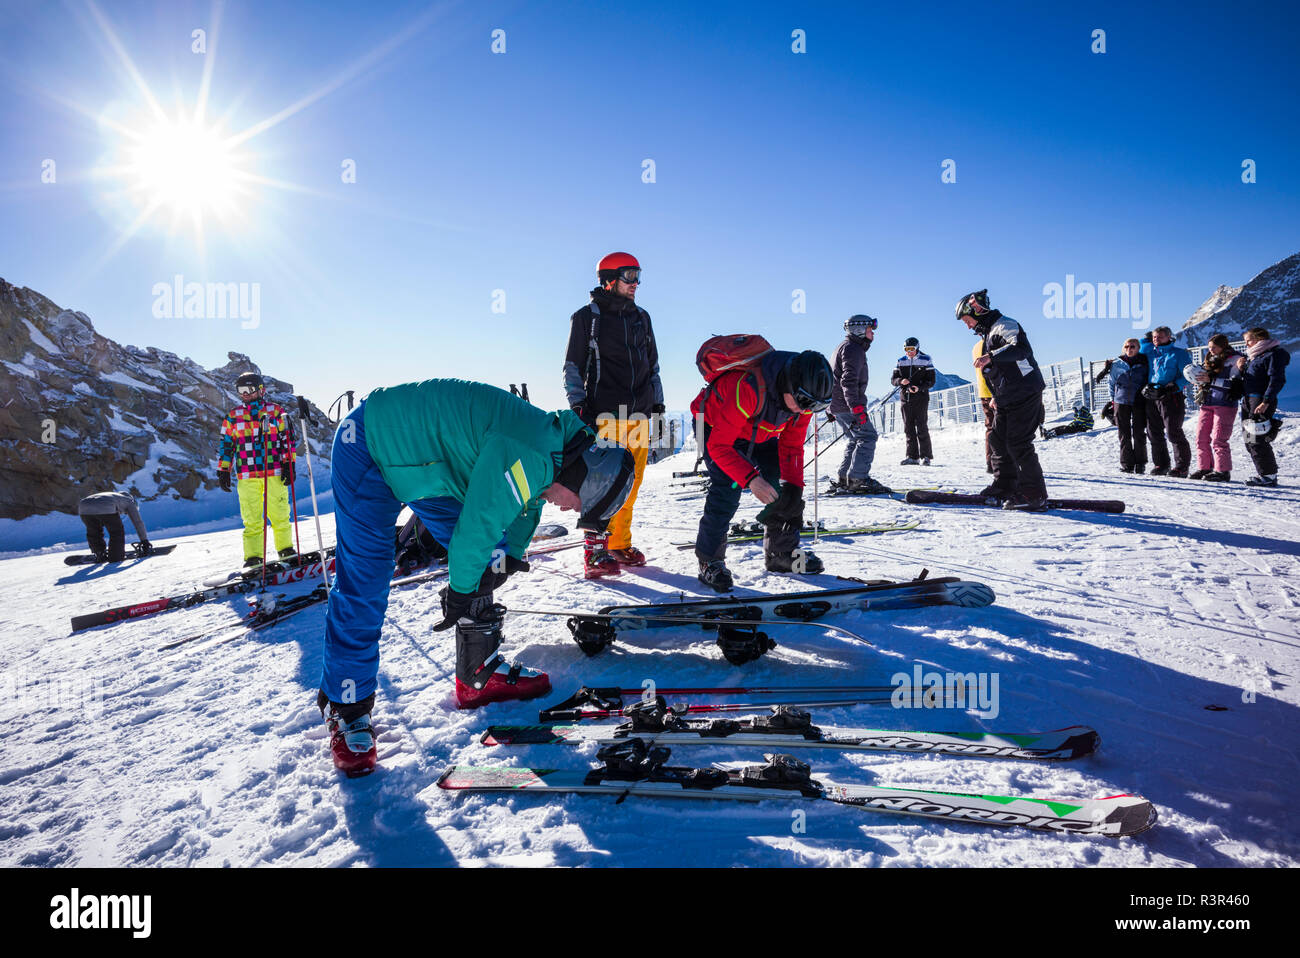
<box><xmin>696</xmin><ymin>334</ymin><xmax>773</xmax><ymax>386</ymax></box>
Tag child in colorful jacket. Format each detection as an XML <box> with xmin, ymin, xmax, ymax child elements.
<box><xmin>217</xmin><ymin>372</ymin><xmax>298</xmax><ymax>566</ymax></box>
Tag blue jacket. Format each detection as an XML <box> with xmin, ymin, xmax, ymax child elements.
<box><xmin>1146</xmin><ymin>342</ymin><xmax>1193</xmax><ymax>387</ymax></box>
<box><xmin>1108</xmin><ymin>353</ymin><xmax>1149</xmax><ymax>405</ymax></box>
<box><xmin>1240</xmin><ymin>343</ymin><xmax>1291</xmax><ymax>401</ymax></box>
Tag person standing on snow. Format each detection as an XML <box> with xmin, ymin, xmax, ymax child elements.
<box><xmin>1107</xmin><ymin>338</ymin><xmax>1150</xmax><ymax>474</ymax></box>
<box><xmin>318</xmin><ymin>379</ymin><xmax>634</xmax><ymax>776</ymax></box>
<box><xmin>217</xmin><ymin>372</ymin><xmax>298</xmax><ymax>569</ymax></box>
<box><xmin>957</xmin><ymin>289</ymin><xmax>1049</xmax><ymax>510</ymax></box>
<box><xmin>892</xmin><ymin>336</ymin><xmax>937</xmax><ymax>465</ymax></box>
<box><xmin>692</xmin><ymin>348</ymin><xmax>833</xmax><ymax>592</ymax></box>
<box><xmin>828</xmin><ymin>315</ymin><xmax>890</xmax><ymax>494</ymax></box>
<box><xmin>1235</xmin><ymin>326</ymin><xmax>1290</xmax><ymax>487</ymax></box>
<box><xmin>562</xmin><ymin>252</ymin><xmax>665</xmax><ymax>579</ymax></box>
<box><xmin>77</xmin><ymin>491</ymin><xmax>152</xmax><ymax>562</ymax></box>
<box><xmin>1187</xmin><ymin>333</ymin><xmax>1242</xmax><ymax>481</ymax></box>
<box><xmin>1140</xmin><ymin>326</ymin><xmax>1194</xmax><ymax>477</ymax></box>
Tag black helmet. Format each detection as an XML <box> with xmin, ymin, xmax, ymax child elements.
<box><xmin>844</xmin><ymin>314</ymin><xmax>877</xmax><ymax>336</ymax></box>
<box><xmin>955</xmin><ymin>289</ymin><xmax>992</xmax><ymax>321</ymax></box>
<box><xmin>235</xmin><ymin>372</ymin><xmax>265</xmax><ymax>398</ymax></box>
<box><xmin>903</xmin><ymin>336</ymin><xmax>920</xmax><ymax>349</ymax></box>
<box><xmin>556</xmin><ymin>431</ymin><xmax>637</xmax><ymax>532</ymax></box>
<box><xmin>786</xmin><ymin>351</ymin><xmax>833</xmax><ymax>412</ymax></box>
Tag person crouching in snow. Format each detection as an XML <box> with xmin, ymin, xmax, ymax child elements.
<box><xmin>318</xmin><ymin>379</ymin><xmax>635</xmax><ymax>776</ymax></box>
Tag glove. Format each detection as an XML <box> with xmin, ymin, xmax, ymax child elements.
<box><xmin>1140</xmin><ymin>385</ymin><xmax>1158</xmax><ymax>401</ymax></box>
<box><xmin>478</xmin><ymin>554</ymin><xmax>532</xmax><ymax>594</ymax></box>
<box><xmin>218</xmin><ymin>469</ymin><xmax>231</xmax><ymax>492</ymax></box>
<box><xmin>281</xmin><ymin>459</ymin><xmax>296</xmax><ymax>487</ymax></box>
<box><xmin>650</xmin><ymin>403</ymin><xmax>666</xmax><ymax>415</ymax></box>
<box><xmin>755</xmin><ymin>481</ymin><xmax>804</xmax><ymax>527</ymax></box>
<box><xmin>432</xmin><ymin>586</ymin><xmax>499</xmax><ymax>632</ymax></box>
<box><xmin>1159</xmin><ymin>382</ymin><xmax>1180</xmax><ymax>396</ymax></box>
<box><xmin>851</xmin><ymin>404</ymin><xmax>868</xmax><ymax>427</ymax></box>
<box><xmin>572</xmin><ymin>405</ymin><xmax>596</xmax><ymax>427</ymax></box>
<box><xmin>135</xmin><ymin>541</ymin><xmax>153</xmax><ymax>557</ymax></box>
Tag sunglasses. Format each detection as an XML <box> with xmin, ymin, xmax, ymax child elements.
<box><xmin>616</xmin><ymin>267</ymin><xmax>641</xmax><ymax>284</ymax></box>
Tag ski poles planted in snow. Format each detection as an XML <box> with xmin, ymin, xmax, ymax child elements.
<box><xmin>296</xmin><ymin>395</ymin><xmax>332</xmax><ymax>590</ymax></box>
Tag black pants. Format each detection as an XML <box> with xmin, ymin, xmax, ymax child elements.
<box><xmin>1115</xmin><ymin>402</ymin><xmax>1147</xmax><ymax>468</ymax></box>
<box><xmin>1044</xmin><ymin>422</ymin><xmax>1090</xmax><ymax>439</ymax></box>
<box><xmin>988</xmin><ymin>396</ymin><xmax>1047</xmax><ymax>499</ymax></box>
<box><xmin>981</xmin><ymin>398</ymin><xmax>994</xmax><ymax>471</ymax></box>
<box><xmin>83</xmin><ymin>514</ymin><xmax>126</xmax><ymax>560</ymax></box>
<box><xmin>1242</xmin><ymin>396</ymin><xmax>1279</xmax><ymax>476</ymax></box>
<box><xmin>695</xmin><ymin>427</ymin><xmax>780</xmax><ymax>562</ymax></box>
<box><xmin>901</xmin><ymin>395</ymin><xmax>932</xmax><ymax>459</ymax></box>
<box><xmin>1146</xmin><ymin>391</ymin><xmax>1191</xmax><ymax>471</ymax></box>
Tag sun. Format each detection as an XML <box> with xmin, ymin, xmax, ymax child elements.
<box><xmin>126</xmin><ymin>117</ymin><xmax>242</xmax><ymax>219</ymax></box>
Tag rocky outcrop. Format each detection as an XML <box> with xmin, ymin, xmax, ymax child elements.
<box><xmin>1179</xmin><ymin>252</ymin><xmax>1300</xmax><ymax>351</ymax></box>
<box><xmin>0</xmin><ymin>278</ymin><xmax>330</xmax><ymax>521</ymax></box>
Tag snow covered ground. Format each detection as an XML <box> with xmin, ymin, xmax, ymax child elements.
<box><xmin>2</xmin><ymin>418</ymin><xmax>1298</xmax><ymax>867</ymax></box>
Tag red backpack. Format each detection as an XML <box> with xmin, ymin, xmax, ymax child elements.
<box><xmin>696</xmin><ymin>334</ymin><xmax>773</xmax><ymax>385</ymax></box>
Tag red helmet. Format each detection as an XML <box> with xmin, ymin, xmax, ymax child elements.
<box><xmin>597</xmin><ymin>252</ymin><xmax>640</xmax><ymax>288</ymax></box>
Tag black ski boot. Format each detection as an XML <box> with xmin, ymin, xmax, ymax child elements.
<box><xmin>698</xmin><ymin>559</ymin><xmax>734</xmax><ymax>593</ymax></box>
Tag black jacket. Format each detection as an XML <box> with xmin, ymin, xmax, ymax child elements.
<box><xmin>829</xmin><ymin>335</ymin><xmax>871</xmax><ymax>415</ymax></box>
<box><xmin>890</xmin><ymin>351</ymin><xmax>937</xmax><ymax>402</ymax></box>
<box><xmin>563</xmin><ymin>287</ymin><xmax>664</xmax><ymax>418</ymax></box>
<box><xmin>976</xmin><ymin>312</ymin><xmax>1045</xmax><ymax>405</ymax></box>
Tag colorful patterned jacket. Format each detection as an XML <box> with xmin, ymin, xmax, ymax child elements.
<box><xmin>218</xmin><ymin>399</ymin><xmax>297</xmax><ymax>479</ymax></box>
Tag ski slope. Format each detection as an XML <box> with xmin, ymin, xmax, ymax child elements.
<box><xmin>2</xmin><ymin>419</ymin><xmax>1298</xmax><ymax>867</ymax></box>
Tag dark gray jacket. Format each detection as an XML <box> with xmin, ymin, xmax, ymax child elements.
<box><xmin>78</xmin><ymin>492</ymin><xmax>149</xmax><ymax>541</ymax></box>
<box><xmin>830</xmin><ymin>336</ymin><xmax>871</xmax><ymax>415</ymax></box>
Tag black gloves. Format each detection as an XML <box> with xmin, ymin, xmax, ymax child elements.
<box><xmin>432</xmin><ymin>586</ymin><xmax>500</xmax><ymax>632</ymax></box>
<box><xmin>477</xmin><ymin>554</ymin><xmax>531</xmax><ymax>594</ymax></box>
<box><xmin>281</xmin><ymin>459</ymin><xmax>296</xmax><ymax>487</ymax></box>
<box><xmin>572</xmin><ymin>405</ymin><xmax>596</xmax><ymax>427</ymax></box>
<box><xmin>134</xmin><ymin>541</ymin><xmax>153</xmax><ymax>557</ymax></box>
<box><xmin>650</xmin><ymin>403</ymin><xmax>666</xmax><ymax>415</ymax></box>
<box><xmin>756</xmin><ymin>482</ymin><xmax>804</xmax><ymax>527</ymax></box>
<box><xmin>1140</xmin><ymin>385</ymin><xmax>1158</xmax><ymax>401</ymax></box>
<box><xmin>218</xmin><ymin>469</ymin><xmax>231</xmax><ymax>492</ymax></box>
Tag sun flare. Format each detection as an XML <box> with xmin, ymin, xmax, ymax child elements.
<box><xmin>127</xmin><ymin>118</ymin><xmax>241</xmax><ymax>219</ymax></box>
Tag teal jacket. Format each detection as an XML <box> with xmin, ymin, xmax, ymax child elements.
<box><xmin>363</xmin><ymin>380</ymin><xmax>588</xmax><ymax>593</ymax></box>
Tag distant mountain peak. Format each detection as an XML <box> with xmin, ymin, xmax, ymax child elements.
<box><xmin>1178</xmin><ymin>251</ymin><xmax>1300</xmax><ymax>350</ymax></box>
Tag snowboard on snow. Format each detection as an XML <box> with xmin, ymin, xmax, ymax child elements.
<box><xmin>64</xmin><ymin>544</ymin><xmax>177</xmax><ymax>565</ymax></box>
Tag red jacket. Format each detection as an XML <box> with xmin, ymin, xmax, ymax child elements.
<box><xmin>691</xmin><ymin>352</ymin><xmax>810</xmax><ymax>488</ymax></box>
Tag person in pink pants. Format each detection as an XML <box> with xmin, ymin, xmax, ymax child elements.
<box><xmin>1188</xmin><ymin>334</ymin><xmax>1242</xmax><ymax>481</ymax></box>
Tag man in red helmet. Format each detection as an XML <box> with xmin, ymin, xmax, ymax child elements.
<box><xmin>563</xmin><ymin>252</ymin><xmax>665</xmax><ymax>578</ymax></box>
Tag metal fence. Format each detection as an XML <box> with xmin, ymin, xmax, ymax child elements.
<box><xmin>869</xmin><ymin>341</ymin><xmax>1249</xmax><ymax>437</ymax></box>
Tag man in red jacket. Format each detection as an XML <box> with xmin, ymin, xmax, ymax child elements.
<box><xmin>691</xmin><ymin>349</ymin><xmax>833</xmax><ymax>592</ymax></box>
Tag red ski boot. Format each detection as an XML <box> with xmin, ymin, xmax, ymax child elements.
<box><xmin>583</xmin><ymin>532</ymin><xmax>621</xmax><ymax>578</ymax></box>
<box><xmin>454</xmin><ymin>615</ymin><xmax>551</xmax><ymax>708</ymax></box>
<box><xmin>455</xmin><ymin>662</ymin><xmax>552</xmax><ymax>709</ymax></box>
<box><xmin>607</xmin><ymin>545</ymin><xmax>646</xmax><ymax>567</ymax></box>
<box><xmin>318</xmin><ymin>691</ymin><xmax>377</xmax><ymax>777</ymax></box>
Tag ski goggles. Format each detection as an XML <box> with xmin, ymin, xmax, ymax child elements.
<box><xmin>903</xmin><ymin>345</ymin><xmax>918</xmax><ymax>352</ymax></box>
<box><xmin>615</xmin><ymin>267</ymin><xmax>641</xmax><ymax>284</ymax></box>
<box><xmin>794</xmin><ymin>387</ymin><xmax>831</xmax><ymax>412</ymax></box>
<box><xmin>846</xmin><ymin>317</ymin><xmax>878</xmax><ymax>330</ymax></box>
<box><xmin>237</xmin><ymin>384</ymin><xmax>263</xmax><ymax>396</ymax></box>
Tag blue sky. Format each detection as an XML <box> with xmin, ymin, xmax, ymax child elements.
<box><xmin>2</xmin><ymin>0</ymin><xmax>1297</xmax><ymax>412</ymax></box>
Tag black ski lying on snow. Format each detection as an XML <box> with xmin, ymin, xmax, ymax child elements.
<box><xmin>904</xmin><ymin>490</ymin><xmax>1126</xmax><ymax>514</ymax></box>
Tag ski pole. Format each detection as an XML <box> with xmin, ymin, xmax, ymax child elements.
<box><xmin>296</xmin><ymin>396</ymin><xmax>332</xmax><ymax>590</ymax></box>
<box><xmin>813</xmin><ymin>417</ymin><xmax>820</xmax><ymax>545</ymax></box>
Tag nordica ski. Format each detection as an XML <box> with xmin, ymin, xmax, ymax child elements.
<box><xmin>437</xmin><ymin>742</ymin><xmax>1156</xmax><ymax>837</ymax></box>
<box><xmin>673</xmin><ymin>520</ymin><xmax>918</xmax><ymax>548</ymax></box>
<box><xmin>63</xmin><ymin>544</ymin><xmax>177</xmax><ymax>565</ymax></box>
<box><xmin>484</xmin><ymin>703</ymin><xmax>1099</xmax><ymax>761</ymax></box>
<box><xmin>202</xmin><ymin>550</ymin><xmax>337</xmax><ymax>588</ymax></box>
<box><xmin>904</xmin><ymin>490</ymin><xmax>1126</xmax><ymax>514</ymax></box>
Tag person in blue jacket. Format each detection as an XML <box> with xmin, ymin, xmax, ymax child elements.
<box><xmin>1108</xmin><ymin>338</ymin><xmax>1150</xmax><ymax>472</ymax></box>
<box><xmin>1140</xmin><ymin>326</ymin><xmax>1193</xmax><ymax>477</ymax></box>
<box><xmin>1235</xmin><ymin>326</ymin><xmax>1290</xmax><ymax>486</ymax></box>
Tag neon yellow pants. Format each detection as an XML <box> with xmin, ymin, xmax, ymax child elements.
<box><xmin>237</xmin><ymin>477</ymin><xmax>294</xmax><ymax>559</ymax></box>
<box><xmin>597</xmin><ymin>417</ymin><xmax>651</xmax><ymax>550</ymax></box>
